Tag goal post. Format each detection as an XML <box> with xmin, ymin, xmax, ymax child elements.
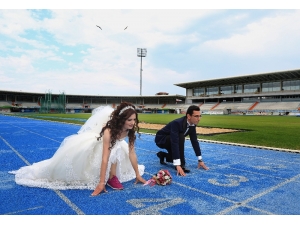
<box><xmin>39</xmin><ymin>91</ymin><xmax>66</xmax><ymax>113</ymax></box>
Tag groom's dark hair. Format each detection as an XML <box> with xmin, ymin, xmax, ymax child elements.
<box><xmin>186</xmin><ymin>105</ymin><xmax>200</xmax><ymax>116</ymax></box>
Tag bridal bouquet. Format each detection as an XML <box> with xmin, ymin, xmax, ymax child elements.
<box><xmin>144</xmin><ymin>169</ymin><xmax>172</xmax><ymax>186</ymax></box>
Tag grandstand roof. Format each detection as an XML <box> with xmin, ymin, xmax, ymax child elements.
<box><xmin>174</xmin><ymin>68</ymin><xmax>300</xmax><ymax>89</ymax></box>
<box><xmin>0</xmin><ymin>89</ymin><xmax>185</xmax><ymax>99</ymax></box>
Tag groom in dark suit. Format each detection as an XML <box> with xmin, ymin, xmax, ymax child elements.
<box><xmin>155</xmin><ymin>105</ymin><xmax>209</xmax><ymax>176</ymax></box>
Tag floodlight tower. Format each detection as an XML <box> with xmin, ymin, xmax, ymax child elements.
<box><xmin>137</xmin><ymin>48</ymin><xmax>147</xmax><ymax>96</ymax></box>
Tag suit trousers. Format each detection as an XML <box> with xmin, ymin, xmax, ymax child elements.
<box><xmin>157</xmin><ymin>133</ymin><xmax>186</xmax><ymax>166</ymax></box>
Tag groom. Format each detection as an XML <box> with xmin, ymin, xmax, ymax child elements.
<box><xmin>154</xmin><ymin>105</ymin><xmax>209</xmax><ymax>176</ymax></box>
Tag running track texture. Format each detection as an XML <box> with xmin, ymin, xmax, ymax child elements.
<box><xmin>1</xmin><ymin>114</ymin><xmax>300</xmax><ymax>216</ymax></box>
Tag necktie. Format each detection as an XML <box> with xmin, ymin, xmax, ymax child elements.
<box><xmin>184</xmin><ymin>125</ymin><xmax>189</xmax><ymax>135</ymax></box>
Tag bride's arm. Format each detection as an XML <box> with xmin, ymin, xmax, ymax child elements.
<box><xmin>91</xmin><ymin>129</ymin><xmax>111</xmax><ymax>196</ymax></box>
<box><xmin>128</xmin><ymin>145</ymin><xmax>146</xmax><ymax>184</ymax></box>
<box><xmin>99</xmin><ymin>129</ymin><xmax>111</xmax><ymax>183</ymax></box>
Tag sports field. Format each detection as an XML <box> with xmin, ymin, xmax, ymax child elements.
<box><xmin>13</xmin><ymin>112</ymin><xmax>300</xmax><ymax>151</ymax></box>
<box><xmin>1</xmin><ymin>113</ymin><xmax>300</xmax><ymax>222</ymax></box>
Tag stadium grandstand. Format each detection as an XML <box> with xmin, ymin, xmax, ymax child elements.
<box><xmin>175</xmin><ymin>68</ymin><xmax>300</xmax><ymax>116</ymax></box>
<box><xmin>0</xmin><ymin>90</ymin><xmax>186</xmax><ymax>114</ymax></box>
<box><xmin>0</xmin><ymin>68</ymin><xmax>300</xmax><ymax>116</ymax></box>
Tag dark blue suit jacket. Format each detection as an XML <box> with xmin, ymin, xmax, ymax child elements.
<box><xmin>155</xmin><ymin>116</ymin><xmax>201</xmax><ymax>160</ymax></box>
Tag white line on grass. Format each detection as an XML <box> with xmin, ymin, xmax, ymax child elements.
<box><xmin>143</xmin><ymin>132</ymin><xmax>300</xmax><ymax>154</ymax></box>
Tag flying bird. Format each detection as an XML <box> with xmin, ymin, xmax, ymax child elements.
<box><xmin>124</xmin><ymin>26</ymin><xmax>128</xmax><ymax>30</ymax></box>
<box><xmin>96</xmin><ymin>25</ymin><xmax>102</xmax><ymax>30</ymax></box>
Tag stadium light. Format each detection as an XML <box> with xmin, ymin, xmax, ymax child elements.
<box><xmin>137</xmin><ymin>48</ymin><xmax>147</xmax><ymax>96</ymax></box>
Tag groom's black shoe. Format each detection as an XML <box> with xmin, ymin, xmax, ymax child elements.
<box><xmin>156</xmin><ymin>151</ymin><xmax>167</xmax><ymax>165</ymax></box>
<box><xmin>174</xmin><ymin>166</ymin><xmax>190</xmax><ymax>173</ymax></box>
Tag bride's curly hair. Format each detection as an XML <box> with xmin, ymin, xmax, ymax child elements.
<box><xmin>99</xmin><ymin>102</ymin><xmax>140</xmax><ymax>150</ymax></box>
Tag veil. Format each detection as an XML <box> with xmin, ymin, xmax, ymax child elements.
<box><xmin>77</xmin><ymin>105</ymin><xmax>114</xmax><ymax>134</ymax></box>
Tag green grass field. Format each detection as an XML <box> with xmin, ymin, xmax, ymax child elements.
<box><xmin>13</xmin><ymin>113</ymin><xmax>300</xmax><ymax>150</ymax></box>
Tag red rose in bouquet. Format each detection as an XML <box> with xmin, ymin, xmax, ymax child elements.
<box><xmin>144</xmin><ymin>169</ymin><xmax>172</xmax><ymax>186</ymax></box>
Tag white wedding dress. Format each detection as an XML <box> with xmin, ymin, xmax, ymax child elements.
<box><xmin>9</xmin><ymin>106</ymin><xmax>145</xmax><ymax>190</ymax></box>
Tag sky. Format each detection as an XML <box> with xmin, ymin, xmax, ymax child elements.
<box><xmin>1</xmin><ymin>1</ymin><xmax>300</xmax><ymax>96</ymax></box>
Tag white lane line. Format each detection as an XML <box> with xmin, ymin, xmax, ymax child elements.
<box><xmin>142</xmin><ymin>132</ymin><xmax>300</xmax><ymax>154</ymax></box>
<box><xmin>142</xmin><ymin>170</ymin><xmax>235</xmax><ymax>204</ymax></box>
<box><xmin>143</xmin><ymin>170</ymin><xmax>275</xmax><ymax>215</ymax></box>
<box><xmin>1</xmin><ymin>135</ymin><xmax>85</xmax><ymax>215</ymax></box>
<box><xmin>128</xmin><ymin>198</ymin><xmax>186</xmax><ymax>215</ymax></box>
<box><xmin>136</xmin><ymin>147</ymin><xmax>295</xmax><ymax>181</ymax></box>
<box><xmin>0</xmin><ymin>135</ymin><xmax>31</xmax><ymax>166</ymax></box>
<box><xmin>6</xmin><ymin>123</ymin><xmax>62</xmax><ymax>143</ymax></box>
<box><xmin>3</xmin><ymin>122</ymin><xmax>298</xmax><ymax>215</ymax></box>
<box><xmin>53</xmin><ymin>190</ymin><xmax>85</xmax><ymax>215</ymax></box>
<box><xmin>217</xmin><ymin>173</ymin><xmax>300</xmax><ymax>215</ymax></box>
<box><xmin>3</xmin><ymin>206</ymin><xmax>44</xmax><ymax>215</ymax></box>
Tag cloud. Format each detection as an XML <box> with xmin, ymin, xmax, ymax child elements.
<box><xmin>62</xmin><ymin>52</ymin><xmax>73</xmax><ymax>56</ymax></box>
<box><xmin>0</xmin><ymin>75</ymin><xmax>15</xmax><ymax>82</ymax></box>
<box><xmin>202</xmin><ymin>10</ymin><xmax>300</xmax><ymax>56</ymax></box>
<box><xmin>0</xmin><ymin>55</ymin><xmax>35</xmax><ymax>74</ymax></box>
<box><xmin>1</xmin><ymin>8</ymin><xmax>300</xmax><ymax>96</ymax></box>
<box><xmin>0</xmin><ymin>10</ymin><xmax>47</xmax><ymax>45</ymax></box>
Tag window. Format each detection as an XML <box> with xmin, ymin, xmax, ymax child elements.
<box><xmin>193</xmin><ymin>87</ymin><xmax>205</xmax><ymax>96</ymax></box>
<box><xmin>220</xmin><ymin>85</ymin><xmax>233</xmax><ymax>94</ymax></box>
<box><xmin>262</xmin><ymin>82</ymin><xmax>280</xmax><ymax>92</ymax></box>
<box><xmin>234</xmin><ymin>85</ymin><xmax>242</xmax><ymax>93</ymax></box>
<box><xmin>244</xmin><ymin>83</ymin><xmax>260</xmax><ymax>93</ymax></box>
<box><xmin>283</xmin><ymin>80</ymin><xmax>300</xmax><ymax>91</ymax></box>
<box><xmin>206</xmin><ymin>87</ymin><xmax>218</xmax><ymax>95</ymax></box>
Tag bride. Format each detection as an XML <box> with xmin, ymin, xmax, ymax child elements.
<box><xmin>9</xmin><ymin>102</ymin><xmax>146</xmax><ymax>196</ymax></box>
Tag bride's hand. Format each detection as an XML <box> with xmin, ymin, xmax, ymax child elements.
<box><xmin>134</xmin><ymin>175</ymin><xmax>147</xmax><ymax>184</ymax></box>
<box><xmin>91</xmin><ymin>183</ymin><xmax>107</xmax><ymax>196</ymax></box>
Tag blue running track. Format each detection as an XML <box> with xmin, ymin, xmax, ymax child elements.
<box><xmin>1</xmin><ymin>114</ymin><xmax>300</xmax><ymax>218</ymax></box>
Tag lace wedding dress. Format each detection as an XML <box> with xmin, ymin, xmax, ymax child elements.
<box><xmin>9</xmin><ymin>106</ymin><xmax>145</xmax><ymax>190</ymax></box>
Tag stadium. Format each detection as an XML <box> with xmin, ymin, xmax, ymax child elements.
<box><xmin>1</xmin><ymin>67</ymin><xmax>300</xmax><ymax>217</ymax></box>
<box><xmin>2</xmin><ymin>8</ymin><xmax>300</xmax><ymax>218</ymax></box>
<box><xmin>0</xmin><ymin>68</ymin><xmax>300</xmax><ymax>116</ymax></box>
